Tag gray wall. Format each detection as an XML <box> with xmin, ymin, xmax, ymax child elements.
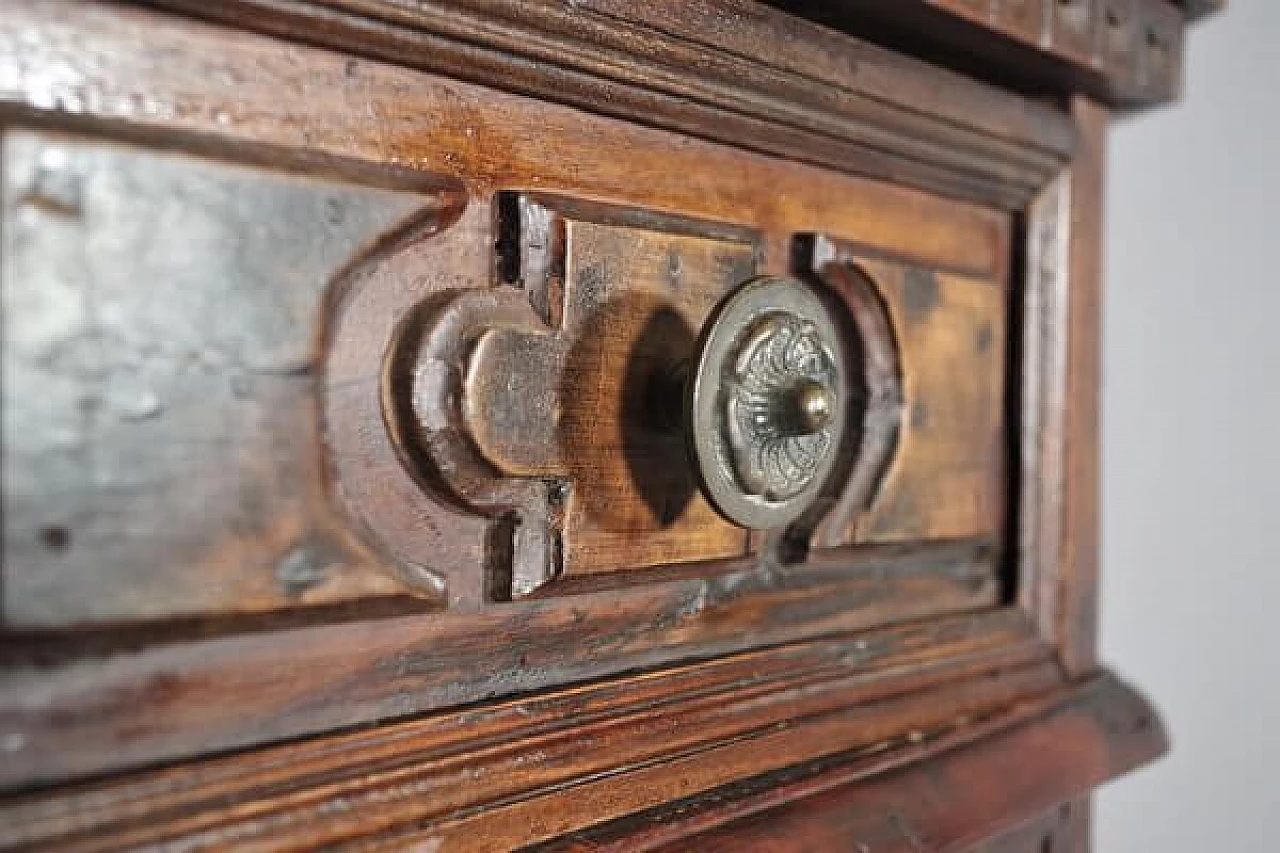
<box><xmin>1097</xmin><ymin>2</ymin><xmax>1279</xmax><ymax>849</ymax></box>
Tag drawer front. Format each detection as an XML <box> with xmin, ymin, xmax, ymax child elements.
<box><xmin>3</xmin><ymin>130</ymin><xmax>1010</xmax><ymax>622</ymax></box>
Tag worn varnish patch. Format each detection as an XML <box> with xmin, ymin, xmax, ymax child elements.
<box><xmin>0</xmin><ymin>131</ymin><xmax>457</xmax><ymax>626</ymax></box>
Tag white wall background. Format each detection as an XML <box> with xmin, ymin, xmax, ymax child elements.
<box><xmin>1097</xmin><ymin>2</ymin><xmax>1280</xmax><ymax>849</ymax></box>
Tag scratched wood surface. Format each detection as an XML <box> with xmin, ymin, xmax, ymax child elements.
<box><xmin>0</xmin><ymin>665</ymin><xmax>1163</xmax><ymax>851</ymax></box>
<box><xmin>0</xmin><ymin>130</ymin><xmax>446</xmax><ymax>626</ymax></box>
<box><xmin>143</xmin><ymin>0</ymin><xmax>1078</xmax><ymax>211</ymax></box>
<box><xmin>505</xmin><ymin>674</ymin><xmax>1163</xmax><ymax>853</ymax></box>
<box><xmin>468</xmin><ymin>199</ymin><xmax>761</xmax><ymax>576</ymax></box>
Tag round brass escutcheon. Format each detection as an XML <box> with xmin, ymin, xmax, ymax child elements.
<box><xmin>685</xmin><ymin>276</ymin><xmax>851</xmax><ymax>530</ymax></box>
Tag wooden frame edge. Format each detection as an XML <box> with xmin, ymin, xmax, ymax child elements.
<box><xmin>427</xmin><ymin>672</ymin><xmax>1168</xmax><ymax>851</ymax></box>
<box><xmin>0</xmin><ymin>610</ymin><xmax>1054</xmax><ymax>849</ymax></box>
<box><xmin>1018</xmin><ymin>96</ymin><xmax>1111</xmax><ymax>677</ymax></box>
<box><xmin>132</xmin><ymin>0</ymin><xmax>1073</xmax><ymax>210</ymax></box>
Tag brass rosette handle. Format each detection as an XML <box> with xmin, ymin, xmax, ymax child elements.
<box><xmin>685</xmin><ymin>276</ymin><xmax>852</xmax><ymax>530</ymax></box>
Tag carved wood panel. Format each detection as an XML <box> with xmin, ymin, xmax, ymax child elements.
<box><xmin>0</xmin><ymin>130</ymin><xmax>1013</xmax><ymax>622</ymax></box>
<box><xmin>0</xmin><ymin>130</ymin><xmax>460</xmax><ymax>626</ymax></box>
<box><xmin>0</xmin><ymin>0</ymin><xmax>1047</xmax><ymax>798</ymax></box>
<box><xmin>802</xmin><ymin>236</ymin><xmax>1007</xmax><ymax>550</ymax></box>
<box><xmin>495</xmin><ymin>197</ymin><xmax>760</xmax><ymax>578</ymax></box>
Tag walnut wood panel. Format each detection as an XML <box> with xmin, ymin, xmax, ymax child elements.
<box><xmin>0</xmin><ymin>0</ymin><xmax>1183</xmax><ymax>846</ymax></box>
<box><xmin>0</xmin><ymin>1</ymin><xmax>1013</xmax><ymax>618</ymax></box>
<box><xmin>1056</xmin><ymin>97</ymin><xmax>1109</xmax><ymax>675</ymax></box>
<box><xmin>552</xmin><ymin>216</ymin><xmax>750</xmax><ymax>574</ymax></box>
<box><xmin>139</xmin><ymin>0</ymin><xmax>1076</xmax><ymax>211</ymax></box>
<box><xmin>802</xmin><ymin>238</ymin><xmax>1007</xmax><ymax>548</ymax></box>
<box><xmin>480</xmin><ymin>198</ymin><xmax>759</xmax><ymax>577</ymax></box>
<box><xmin>0</xmin><ymin>130</ymin><xmax>456</xmax><ymax>627</ymax></box>
<box><xmin>0</xmin><ymin>1</ymin><xmax>1010</xmax><ymax>282</ymax></box>
<box><xmin>863</xmin><ymin>265</ymin><xmax>1005</xmax><ymax>543</ymax></box>
<box><xmin>1017</xmin><ymin>98</ymin><xmax>1109</xmax><ymax>672</ymax></box>
<box><xmin>1018</xmin><ymin>170</ymin><xmax>1072</xmax><ymax>650</ymax></box>
<box><xmin>0</xmin><ymin>665</ymin><xmax>1161</xmax><ymax>851</ymax></box>
<box><xmin>0</xmin><ymin>0</ymin><xmax>1044</xmax><ymax>796</ymax></box>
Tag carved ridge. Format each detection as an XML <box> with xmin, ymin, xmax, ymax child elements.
<box><xmin>140</xmin><ymin>0</ymin><xmax>1075</xmax><ymax>208</ymax></box>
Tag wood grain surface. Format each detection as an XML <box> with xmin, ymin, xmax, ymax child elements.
<box><xmin>0</xmin><ymin>0</ymin><xmax>1178</xmax><ymax>846</ymax></box>
<box><xmin>0</xmin><ymin>130</ymin><xmax>457</xmax><ymax>626</ymax></box>
<box><xmin>0</xmin><ymin>541</ymin><xmax>1002</xmax><ymax>789</ymax></box>
<box><xmin>802</xmin><ymin>238</ymin><xmax>1008</xmax><ymax>548</ymax></box>
<box><xmin>139</xmin><ymin>0</ymin><xmax>1076</xmax><ymax>210</ymax></box>
<box><xmin>0</xmin><ymin>663</ymin><xmax>1165</xmax><ymax>852</ymax></box>
<box><xmin>1</xmin><ymin>2</ymin><xmax>1010</xmax><ymax>618</ymax></box>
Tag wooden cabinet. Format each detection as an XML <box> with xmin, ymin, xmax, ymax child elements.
<box><xmin>0</xmin><ymin>1</ymin><xmax>1212</xmax><ymax>849</ymax></box>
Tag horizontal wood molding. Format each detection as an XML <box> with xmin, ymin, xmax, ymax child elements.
<box><xmin>1</xmin><ymin>610</ymin><xmax>1050</xmax><ymax>848</ymax></box>
<box><xmin>0</xmin><ymin>668</ymin><xmax>1163</xmax><ymax>851</ymax></box>
<box><xmin>531</xmin><ymin>672</ymin><xmax>1165</xmax><ymax>853</ymax></box>
<box><xmin>0</xmin><ymin>1</ymin><xmax>1011</xmax><ymax>278</ymax></box>
<box><xmin>126</xmin><ymin>0</ymin><xmax>1075</xmax><ymax>209</ymax></box>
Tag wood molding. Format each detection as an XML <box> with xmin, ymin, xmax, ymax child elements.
<box><xmin>1057</xmin><ymin>97</ymin><xmax>1109</xmax><ymax>675</ymax></box>
<box><xmin>0</xmin><ymin>662</ymin><xmax>1166</xmax><ymax>852</ymax></box>
<box><xmin>527</xmin><ymin>674</ymin><xmax>1161</xmax><ymax>853</ymax></box>
<box><xmin>1018</xmin><ymin>168</ymin><xmax>1074</xmax><ymax>649</ymax></box>
<box><xmin>0</xmin><ymin>610</ymin><xmax>1050</xmax><ymax>849</ymax></box>
<box><xmin>128</xmin><ymin>0</ymin><xmax>1075</xmax><ymax>210</ymax></box>
<box><xmin>1016</xmin><ymin>96</ymin><xmax>1109</xmax><ymax>676</ymax></box>
<box><xmin>0</xmin><ymin>543</ymin><xmax>1005</xmax><ymax>789</ymax></box>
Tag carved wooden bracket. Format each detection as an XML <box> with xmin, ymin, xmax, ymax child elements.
<box><xmin>383</xmin><ymin>288</ymin><xmax>561</xmax><ymax>598</ymax></box>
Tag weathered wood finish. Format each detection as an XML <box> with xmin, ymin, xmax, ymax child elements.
<box><xmin>470</xmin><ymin>199</ymin><xmax>760</xmax><ymax>579</ymax></box>
<box><xmin>0</xmin><ymin>0</ymin><xmax>1190</xmax><ymax>847</ymax></box>
<box><xmin>0</xmin><ymin>542</ymin><xmax>1003</xmax><ymax>789</ymax></box>
<box><xmin>0</xmin><ymin>670</ymin><xmax>1161</xmax><ymax>851</ymax></box>
<box><xmin>1058</xmin><ymin>97</ymin><xmax>1109</xmax><ymax>675</ymax></box>
<box><xmin>0</xmin><ymin>1</ymin><xmax>1011</xmax><ymax>618</ymax></box>
<box><xmin>0</xmin><ymin>130</ymin><xmax>452</xmax><ymax>626</ymax></box>
<box><xmin>803</xmin><ymin>238</ymin><xmax>1007</xmax><ymax>549</ymax></box>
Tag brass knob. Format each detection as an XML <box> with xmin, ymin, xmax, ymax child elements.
<box><xmin>683</xmin><ymin>276</ymin><xmax>851</xmax><ymax>530</ymax></box>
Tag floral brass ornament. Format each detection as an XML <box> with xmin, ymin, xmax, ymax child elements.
<box><xmin>725</xmin><ymin>313</ymin><xmax>837</xmax><ymax>501</ymax></box>
<box><xmin>687</xmin><ymin>276</ymin><xmax>852</xmax><ymax>530</ymax></box>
